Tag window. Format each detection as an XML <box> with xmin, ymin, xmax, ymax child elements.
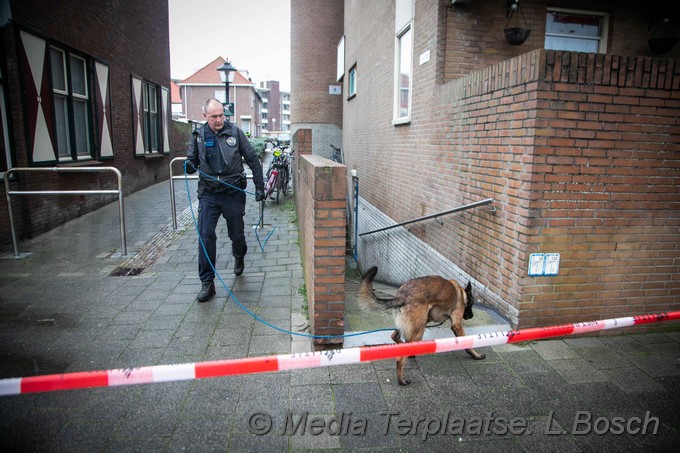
<box><xmin>395</xmin><ymin>26</ymin><xmax>412</xmax><ymax>121</ymax></box>
<box><xmin>348</xmin><ymin>65</ymin><xmax>357</xmax><ymax>98</ymax></box>
<box><xmin>50</xmin><ymin>47</ymin><xmax>93</xmax><ymax>160</ymax></box>
<box><xmin>143</xmin><ymin>82</ymin><xmax>159</xmax><ymax>152</ymax></box>
<box><xmin>394</xmin><ymin>0</ymin><xmax>413</xmax><ymax>124</ymax></box>
<box><xmin>18</xmin><ymin>31</ymin><xmax>110</xmax><ymax>163</ymax></box>
<box><xmin>337</xmin><ymin>36</ymin><xmax>345</xmax><ymax>82</ymax></box>
<box><xmin>241</xmin><ymin>118</ymin><xmax>251</xmax><ymax>135</ymax></box>
<box><xmin>131</xmin><ymin>74</ymin><xmax>166</xmax><ymax>155</ymax></box>
<box><xmin>545</xmin><ymin>9</ymin><xmax>609</xmax><ymax>53</ymax></box>
<box><xmin>216</xmin><ymin>90</ymin><xmax>227</xmax><ymax>104</ymax></box>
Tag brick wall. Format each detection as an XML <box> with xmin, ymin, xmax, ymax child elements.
<box><xmin>355</xmin><ymin>46</ymin><xmax>680</xmax><ymax>328</ymax></box>
<box><xmin>293</xmin><ymin>128</ymin><xmax>347</xmax><ymax>349</ymax></box>
<box><xmin>291</xmin><ymin>0</ymin><xmax>344</xmax><ymax>127</ymax></box>
<box><xmin>0</xmin><ymin>0</ymin><xmax>184</xmax><ymax>248</ymax></box>
<box><xmin>438</xmin><ymin>49</ymin><xmax>545</xmax><ymax>324</ymax></box>
<box><xmin>524</xmin><ymin>51</ymin><xmax>680</xmax><ymax>326</ymax></box>
<box><xmin>449</xmin><ymin>50</ymin><xmax>680</xmax><ymax>327</ymax></box>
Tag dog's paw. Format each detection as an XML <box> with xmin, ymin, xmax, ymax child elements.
<box><xmin>466</xmin><ymin>349</ymin><xmax>486</xmax><ymax>360</ymax></box>
<box><xmin>398</xmin><ymin>378</ymin><xmax>410</xmax><ymax>386</ymax></box>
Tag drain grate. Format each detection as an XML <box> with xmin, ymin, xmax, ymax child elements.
<box><xmin>107</xmin><ymin>200</ymin><xmax>197</xmax><ymax>278</ymax></box>
<box><xmin>109</xmin><ymin>267</ymin><xmax>145</xmax><ymax>277</ymax></box>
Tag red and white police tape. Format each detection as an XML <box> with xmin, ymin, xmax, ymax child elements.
<box><xmin>1</xmin><ymin>311</ymin><xmax>678</xmax><ymax>396</ymax></box>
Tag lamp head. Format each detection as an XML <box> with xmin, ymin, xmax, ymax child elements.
<box><xmin>217</xmin><ymin>59</ymin><xmax>237</xmax><ymax>83</ymax></box>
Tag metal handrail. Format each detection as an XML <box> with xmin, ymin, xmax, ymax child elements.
<box><xmin>3</xmin><ymin>166</ymin><xmax>127</xmax><ymax>257</ymax></box>
<box><xmin>168</xmin><ymin>157</ymin><xmax>256</xmax><ymax>230</ymax></box>
<box><xmin>359</xmin><ymin>198</ymin><xmax>495</xmax><ymax>237</ymax></box>
<box><xmin>169</xmin><ymin>157</ymin><xmax>198</xmax><ymax>230</ymax></box>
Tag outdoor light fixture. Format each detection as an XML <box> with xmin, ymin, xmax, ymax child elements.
<box><xmin>217</xmin><ymin>58</ymin><xmax>237</xmax><ymax>117</ymax></box>
<box><xmin>504</xmin><ymin>0</ymin><xmax>531</xmax><ymax>45</ymax></box>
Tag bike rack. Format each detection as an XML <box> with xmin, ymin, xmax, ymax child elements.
<box><xmin>3</xmin><ymin>166</ymin><xmax>127</xmax><ymax>258</ymax></box>
<box><xmin>168</xmin><ymin>157</ymin><xmax>257</xmax><ymax>230</ymax></box>
<box><xmin>359</xmin><ymin>198</ymin><xmax>495</xmax><ymax>237</ymax></box>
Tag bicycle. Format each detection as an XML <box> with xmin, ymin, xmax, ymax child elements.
<box><xmin>264</xmin><ymin>141</ymin><xmax>293</xmax><ymax>203</ymax></box>
<box><xmin>330</xmin><ymin>144</ymin><xmax>343</xmax><ymax>163</ymax></box>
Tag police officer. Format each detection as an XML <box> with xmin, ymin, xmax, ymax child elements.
<box><xmin>186</xmin><ymin>98</ymin><xmax>265</xmax><ymax>302</ymax></box>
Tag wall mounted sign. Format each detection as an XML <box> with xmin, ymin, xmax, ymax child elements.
<box><xmin>528</xmin><ymin>253</ymin><xmax>560</xmax><ymax>276</ymax></box>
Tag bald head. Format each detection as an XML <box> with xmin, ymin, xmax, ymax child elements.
<box><xmin>202</xmin><ymin>98</ymin><xmax>226</xmax><ymax>133</ymax></box>
<box><xmin>202</xmin><ymin>98</ymin><xmax>223</xmax><ymax>114</ymax></box>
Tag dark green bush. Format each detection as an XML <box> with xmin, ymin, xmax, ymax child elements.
<box><xmin>248</xmin><ymin>137</ymin><xmax>268</xmax><ymax>159</ymax></box>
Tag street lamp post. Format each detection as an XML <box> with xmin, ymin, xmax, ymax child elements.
<box><xmin>217</xmin><ymin>59</ymin><xmax>237</xmax><ymax>118</ymax></box>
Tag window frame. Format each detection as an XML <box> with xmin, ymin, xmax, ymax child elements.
<box><xmin>50</xmin><ymin>45</ymin><xmax>94</xmax><ymax>162</ymax></box>
<box><xmin>348</xmin><ymin>64</ymin><xmax>357</xmax><ymax>99</ymax></box>
<box><xmin>393</xmin><ymin>23</ymin><xmax>413</xmax><ymax>125</ymax></box>
<box><xmin>337</xmin><ymin>36</ymin><xmax>345</xmax><ymax>82</ymax></box>
<box><xmin>544</xmin><ymin>7</ymin><xmax>609</xmax><ymax>54</ymax></box>
<box><xmin>142</xmin><ymin>81</ymin><xmax>160</xmax><ymax>153</ymax></box>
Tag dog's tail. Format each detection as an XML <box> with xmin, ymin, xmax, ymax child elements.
<box><xmin>358</xmin><ymin>266</ymin><xmax>402</xmax><ymax>311</ymax></box>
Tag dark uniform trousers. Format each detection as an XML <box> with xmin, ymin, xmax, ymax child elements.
<box><xmin>197</xmin><ymin>189</ymin><xmax>247</xmax><ymax>283</ymax></box>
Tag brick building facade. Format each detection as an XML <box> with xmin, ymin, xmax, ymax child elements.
<box><xmin>291</xmin><ymin>0</ymin><xmax>344</xmax><ymax>159</ymax></box>
<box><xmin>0</xmin><ymin>0</ymin><xmax>187</xmax><ymax>249</ymax></box>
<box><xmin>293</xmin><ymin>0</ymin><xmax>680</xmax><ymax>328</ymax></box>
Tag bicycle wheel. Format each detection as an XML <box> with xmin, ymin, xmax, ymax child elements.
<box><xmin>281</xmin><ymin>167</ymin><xmax>290</xmax><ymax>195</ymax></box>
<box><xmin>265</xmin><ymin>168</ymin><xmax>278</xmax><ymax>200</ymax></box>
<box><xmin>274</xmin><ymin>167</ymin><xmax>285</xmax><ymax>203</ymax></box>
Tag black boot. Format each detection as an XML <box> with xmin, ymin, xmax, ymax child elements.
<box><xmin>234</xmin><ymin>257</ymin><xmax>244</xmax><ymax>276</ymax></box>
<box><xmin>197</xmin><ymin>281</ymin><xmax>215</xmax><ymax>302</ymax></box>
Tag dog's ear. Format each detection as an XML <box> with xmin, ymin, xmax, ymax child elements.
<box><xmin>363</xmin><ymin>266</ymin><xmax>378</xmax><ymax>282</ymax></box>
<box><xmin>465</xmin><ymin>282</ymin><xmax>473</xmax><ymax>303</ymax></box>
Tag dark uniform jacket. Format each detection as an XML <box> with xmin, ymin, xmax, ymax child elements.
<box><xmin>186</xmin><ymin>122</ymin><xmax>264</xmax><ymax>195</ymax></box>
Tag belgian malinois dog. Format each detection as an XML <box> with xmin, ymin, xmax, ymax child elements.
<box><xmin>359</xmin><ymin>266</ymin><xmax>486</xmax><ymax>385</ymax></box>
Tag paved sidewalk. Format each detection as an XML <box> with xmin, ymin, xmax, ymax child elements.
<box><xmin>1</xmin><ymin>170</ymin><xmax>679</xmax><ymax>451</ymax></box>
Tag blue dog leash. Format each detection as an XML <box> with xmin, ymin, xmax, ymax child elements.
<box><xmin>182</xmin><ymin>161</ymin><xmax>394</xmax><ymax>339</ymax></box>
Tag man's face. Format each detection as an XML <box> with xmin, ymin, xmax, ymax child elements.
<box><xmin>204</xmin><ymin>102</ymin><xmax>225</xmax><ymax>133</ymax></box>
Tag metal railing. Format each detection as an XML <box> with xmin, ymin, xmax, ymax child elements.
<box><xmin>168</xmin><ymin>157</ymin><xmax>257</xmax><ymax>230</ymax></box>
<box><xmin>169</xmin><ymin>157</ymin><xmax>198</xmax><ymax>229</ymax></box>
<box><xmin>3</xmin><ymin>167</ymin><xmax>127</xmax><ymax>257</ymax></box>
<box><xmin>359</xmin><ymin>198</ymin><xmax>495</xmax><ymax>237</ymax></box>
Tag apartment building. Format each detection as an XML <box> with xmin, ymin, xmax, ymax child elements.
<box><xmin>258</xmin><ymin>80</ymin><xmax>291</xmax><ymax>134</ymax></box>
<box><xmin>291</xmin><ymin>0</ymin><xmax>680</xmax><ymax>328</ymax></box>
<box><xmin>0</xmin><ymin>0</ymin><xmax>186</xmax><ymax>247</ymax></box>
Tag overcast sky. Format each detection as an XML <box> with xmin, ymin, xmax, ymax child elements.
<box><xmin>168</xmin><ymin>0</ymin><xmax>291</xmax><ymax>91</ymax></box>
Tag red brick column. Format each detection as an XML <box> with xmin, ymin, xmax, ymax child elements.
<box><xmin>293</xmin><ymin>128</ymin><xmax>347</xmax><ymax>349</ymax></box>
